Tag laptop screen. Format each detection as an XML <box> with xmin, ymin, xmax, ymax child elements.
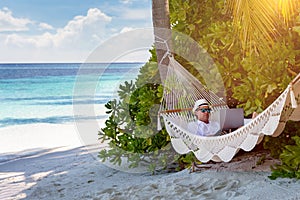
<box><xmin>218</xmin><ymin>108</ymin><xmax>244</xmax><ymax>130</ymax></box>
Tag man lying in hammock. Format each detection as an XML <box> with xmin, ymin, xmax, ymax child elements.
<box><xmin>187</xmin><ymin>99</ymin><xmax>220</xmax><ymax>136</ymax></box>
<box><xmin>188</xmin><ymin>99</ymin><xmax>258</xmax><ymax>136</ymax></box>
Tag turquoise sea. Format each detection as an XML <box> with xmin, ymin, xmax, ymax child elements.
<box><xmin>0</xmin><ymin>63</ymin><xmax>142</xmax><ymax>128</ymax></box>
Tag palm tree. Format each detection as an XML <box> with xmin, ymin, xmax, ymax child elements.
<box><xmin>152</xmin><ymin>0</ymin><xmax>171</xmax><ymax>80</ymax></box>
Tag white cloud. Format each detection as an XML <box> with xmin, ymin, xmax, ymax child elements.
<box><xmin>4</xmin><ymin>8</ymin><xmax>112</xmax><ymax>50</ymax></box>
<box><xmin>5</xmin><ymin>32</ymin><xmax>54</xmax><ymax>48</ymax></box>
<box><xmin>120</xmin><ymin>27</ymin><xmax>134</xmax><ymax>33</ymax></box>
<box><xmin>38</xmin><ymin>22</ymin><xmax>54</xmax><ymax>30</ymax></box>
<box><xmin>0</xmin><ymin>7</ymin><xmax>33</xmax><ymax>32</ymax></box>
<box><xmin>121</xmin><ymin>8</ymin><xmax>151</xmax><ymax>20</ymax></box>
<box><xmin>119</xmin><ymin>0</ymin><xmax>148</xmax><ymax>4</ymax></box>
<box><xmin>53</xmin><ymin>8</ymin><xmax>112</xmax><ymax>48</ymax></box>
<box><xmin>0</xmin><ymin>7</ymin><xmax>152</xmax><ymax>63</ymax></box>
<box><xmin>119</xmin><ymin>0</ymin><xmax>132</xmax><ymax>4</ymax></box>
<box><xmin>87</xmin><ymin>28</ymin><xmax>154</xmax><ymax>63</ymax></box>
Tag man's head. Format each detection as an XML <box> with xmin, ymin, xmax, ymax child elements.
<box><xmin>193</xmin><ymin>99</ymin><xmax>211</xmax><ymax>123</ymax></box>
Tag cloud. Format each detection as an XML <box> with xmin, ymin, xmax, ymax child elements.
<box><xmin>5</xmin><ymin>8</ymin><xmax>112</xmax><ymax>49</ymax></box>
<box><xmin>0</xmin><ymin>7</ymin><xmax>33</xmax><ymax>32</ymax></box>
<box><xmin>120</xmin><ymin>8</ymin><xmax>151</xmax><ymax>20</ymax></box>
<box><xmin>0</xmin><ymin>7</ymin><xmax>151</xmax><ymax>62</ymax></box>
<box><xmin>119</xmin><ymin>0</ymin><xmax>132</xmax><ymax>4</ymax></box>
<box><xmin>119</xmin><ymin>0</ymin><xmax>148</xmax><ymax>4</ymax></box>
<box><xmin>45</xmin><ymin>8</ymin><xmax>113</xmax><ymax>51</ymax></box>
<box><xmin>5</xmin><ymin>32</ymin><xmax>54</xmax><ymax>48</ymax></box>
<box><xmin>120</xmin><ymin>27</ymin><xmax>134</xmax><ymax>33</ymax></box>
<box><xmin>38</xmin><ymin>22</ymin><xmax>54</xmax><ymax>31</ymax></box>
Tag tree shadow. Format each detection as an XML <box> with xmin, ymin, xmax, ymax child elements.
<box><xmin>0</xmin><ymin>144</ymin><xmax>105</xmax><ymax>200</ymax></box>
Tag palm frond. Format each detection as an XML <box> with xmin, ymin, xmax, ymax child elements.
<box><xmin>278</xmin><ymin>0</ymin><xmax>299</xmax><ymax>27</ymax></box>
<box><xmin>225</xmin><ymin>0</ymin><xmax>280</xmax><ymax>53</ymax></box>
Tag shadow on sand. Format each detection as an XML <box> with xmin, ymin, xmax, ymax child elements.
<box><xmin>0</xmin><ymin>145</ymin><xmax>108</xmax><ymax>200</ymax></box>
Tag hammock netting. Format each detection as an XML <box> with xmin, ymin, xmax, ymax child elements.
<box><xmin>158</xmin><ymin>56</ymin><xmax>300</xmax><ymax>162</ymax></box>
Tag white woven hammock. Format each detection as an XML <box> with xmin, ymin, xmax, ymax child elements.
<box><xmin>158</xmin><ymin>56</ymin><xmax>300</xmax><ymax>162</ymax></box>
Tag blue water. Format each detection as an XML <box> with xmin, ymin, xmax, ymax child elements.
<box><xmin>0</xmin><ymin>63</ymin><xmax>142</xmax><ymax>128</ymax></box>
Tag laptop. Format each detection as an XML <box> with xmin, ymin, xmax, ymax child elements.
<box><xmin>218</xmin><ymin>108</ymin><xmax>244</xmax><ymax>131</ymax></box>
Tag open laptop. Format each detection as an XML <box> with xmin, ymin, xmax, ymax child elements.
<box><xmin>218</xmin><ymin>108</ymin><xmax>244</xmax><ymax>131</ymax></box>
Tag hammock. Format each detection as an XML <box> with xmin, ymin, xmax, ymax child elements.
<box><xmin>158</xmin><ymin>56</ymin><xmax>300</xmax><ymax>163</ymax></box>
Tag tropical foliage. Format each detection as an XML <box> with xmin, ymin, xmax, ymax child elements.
<box><xmin>169</xmin><ymin>0</ymin><xmax>300</xmax><ymax>113</ymax></box>
<box><xmin>269</xmin><ymin>135</ymin><xmax>300</xmax><ymax>179</ymax></box>
<box><xmin>99</xmin><ymin>0</ymin><xmax>300</xmax><ymax>173</ymax></box>
<box><xmin>264</xmin><ymin>121</ymin><xmax>300</xmax><ymax>159</ymax></box>
<box><xmin>98</xmin><ymin>60</ymin><xmax>177</xmax><ymax>172</ymax></box>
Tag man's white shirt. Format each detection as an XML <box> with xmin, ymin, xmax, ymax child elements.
<box><xmin>188</xmin><ymin>120</ymin><xmax>220</xmax><ymax>136</ymax></box>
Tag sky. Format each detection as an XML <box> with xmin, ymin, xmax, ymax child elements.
<box><xmin>0</xmin><ymin>0</ymin><xmax>153</xmax><ymax>63</ymax></box>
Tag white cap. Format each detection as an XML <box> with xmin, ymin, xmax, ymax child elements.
<box><xmin>192</xmin><ymin>99</ymin><xmax>209</xmax><ymax>112</ymax></box>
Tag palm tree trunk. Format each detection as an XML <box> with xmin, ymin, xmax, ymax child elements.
<box><xmin>152</xmin><ymin>0</ymin><xmax>171</xmax><ymax>80</ymax></box>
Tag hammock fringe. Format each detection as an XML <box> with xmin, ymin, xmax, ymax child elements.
<box><xmin>290</xmin><ymin>86</ymin><xmax>298</xmax><ymax>108</ymax></box>
<box><xmin>157</xmin><ymin>114</ymin><xmax>162</xmax><ymax>131</ymax></box>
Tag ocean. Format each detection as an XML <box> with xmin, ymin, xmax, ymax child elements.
<box><xmin>0</xmin><ymin>62</ymin><xmax>143</xmax><ymax>128</ymax></box>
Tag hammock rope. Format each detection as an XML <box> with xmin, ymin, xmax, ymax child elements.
<box><xmin>154</xmin><ymin>35</ymin><xmax>172</xmax><ymax>66</ymax></box>
<box><xmin>158</xmin><ymin>56</ymin><xmax>300</xmax><ymax>162</ymax></box>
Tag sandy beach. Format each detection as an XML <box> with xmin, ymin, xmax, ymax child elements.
<box><xmin>1</xmin><ymin>123</ymin><xmax>300</xmax><ymax>200</ymax></box>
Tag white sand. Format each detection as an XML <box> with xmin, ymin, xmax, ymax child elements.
<box><xmin>0</xmin><ymin>123</ymin><xmax>81</xmax><ymax>161</ymax></box>
<box><xmin>0</xmin><ymin>123</ymin><xmax>300</xmax><ymax>200</ymax></box>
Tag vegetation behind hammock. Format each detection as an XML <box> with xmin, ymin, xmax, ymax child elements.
<box><xmin>99</xmin><ymin>0</ymin><xmax>300</xmax><ymax>176</ymax></box>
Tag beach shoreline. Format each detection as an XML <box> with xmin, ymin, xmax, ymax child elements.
<box><xmin>1</xmin><ymin>123</ymin><xmax>300</xmax><ymax>200</ymax></box>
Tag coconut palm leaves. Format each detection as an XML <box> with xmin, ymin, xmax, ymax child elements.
<box><xmin>278</xmin><ymin>0</ymin><xmax>299</xmax><ymax>26</ymax></box>
<box><xmin>226</xmin><ymin>0</ymin><xmax>299</xmax><ymax>54</ymax></box>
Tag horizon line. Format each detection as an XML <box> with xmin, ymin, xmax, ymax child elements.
<box><xmin>0</xmin><ymin>61</ymin><xmax>147</xmax><ymax>64</ymax></box>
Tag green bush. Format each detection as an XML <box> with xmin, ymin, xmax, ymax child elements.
<box><xmin>99</xmin><ymin>62</ymin><xmax>178</xmax><ymax>172</ymax></box>
<box><xmin>264</xmin><ymin>121</ymin><xmax>300</xmax><ymax>158</ymax></box>
<box><xmin>269</xmin><ymin>135</ymin><xmax>300</xmax><ymax>180</ymax></box>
